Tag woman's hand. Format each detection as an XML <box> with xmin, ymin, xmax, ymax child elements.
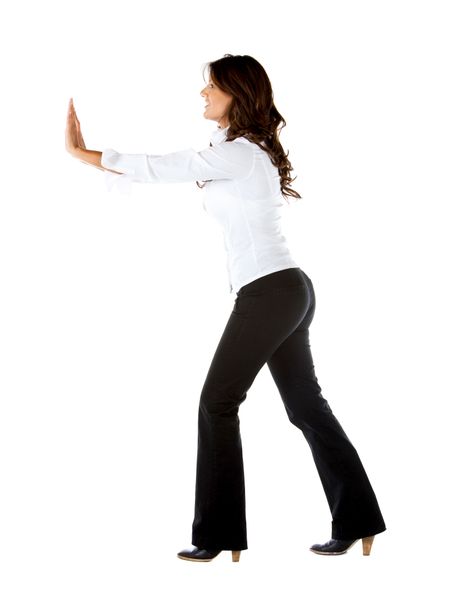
<box><xmin>65</xmin><ymin>98</ymin><xmax>86</xmax><ymax>155</ymax></box>
<box><xmin>65</xmin><ymin>97</ymin><xmax>118</xmax><ymax>172</ymax></box>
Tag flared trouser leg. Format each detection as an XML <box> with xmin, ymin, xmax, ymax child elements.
<box><xmin>266</xmin><ymin>316</ymin><xmax>387</xmax><ymax>540</ymax></box>
<box><xmin>191</xmin><ymin>267</ymin><xmax>386</xmax><ymax>550</ymax></box>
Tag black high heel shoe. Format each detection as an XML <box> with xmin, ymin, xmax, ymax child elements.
<box><xmin>177</xmin><ymin>546</ymin><xmax>241</xmax><ymax>562</ymax></box>
<box><xmin>309</xmin><ymin>535</ymin><xmax>375</xmax><ymax>556</ymax></box>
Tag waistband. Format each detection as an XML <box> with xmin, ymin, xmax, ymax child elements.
<box><xmin>237</xmin><ymin>267</ymin><xmax>309</xmax><ymax>296</ymax></box>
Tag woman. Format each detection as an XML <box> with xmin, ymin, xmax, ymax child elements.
<box><xmin>65</xmin><ymin>54</ymin><xmax>386</xmax><ymax>563</ymax></box>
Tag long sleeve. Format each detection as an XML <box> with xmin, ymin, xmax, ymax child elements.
<box><xmin>101</xmin><ymin>140</ymin><xmax>255</xmax><ymax>194</ymax></box>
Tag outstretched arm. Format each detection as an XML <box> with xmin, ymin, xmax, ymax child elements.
<box><xmin>99</xmin><ymin>141</ymin><xmax>255</xmax><ymax>184</ymax></box>
<box><xmin>65</xmin><ymin>98</ymin><xmax>255</xmax><ymax>193</ymax></box>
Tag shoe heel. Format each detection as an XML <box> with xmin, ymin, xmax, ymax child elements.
<box><xmin>231</xmin><ymin>550</ymin><xmax>241</xmax><ymax>562</ymax></box>
<box><xmin>362</xmin><ymin>535</ymin><xmax>375</xmax><ymax>556</ymax></box>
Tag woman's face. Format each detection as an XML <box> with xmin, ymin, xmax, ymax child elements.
<box><xmin>200</xmin><ymin>78</ymin><xmax>233</xmax><ymax>128</ymax></box>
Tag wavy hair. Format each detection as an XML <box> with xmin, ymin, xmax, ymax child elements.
<box><xmin>198</xmin><ymin>54</ymin><xmax>302</xmax><ymax>202</ymax></box>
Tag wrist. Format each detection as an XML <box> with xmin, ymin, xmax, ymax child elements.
<box><xmin>71</xmin><ymin>147</ymin><xmax>86</xmax><ymax>159</ymax></box>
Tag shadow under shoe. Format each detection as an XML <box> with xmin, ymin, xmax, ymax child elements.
<box><xmin>177</xmin><ymin>546</ymin><xmax>241</xmax><ymax>562</ymax></box>
<box><xmin>310</xmin><ymin>535</ymin><xmax>375</xmax><ymax>556</ymax></box>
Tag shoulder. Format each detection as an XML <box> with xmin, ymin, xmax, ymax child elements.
<box><xmin>221</xmin><ymin>137</ymin><xmax>255</xmax><ymax>166</ymax></box>
<box><xmin>205</xmin><ymin>137</ymin><xmax>255</xmax><ymax>178</ymax></box>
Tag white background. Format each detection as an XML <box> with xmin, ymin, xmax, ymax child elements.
<box><xmin>1</xmin><ymin>0</ymin><xmax>449</xmax><ymax>592</ymax></box>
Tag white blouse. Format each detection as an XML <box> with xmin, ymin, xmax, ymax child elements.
<box><xmin>101</xmin><ymin>125</ymin><xmax>300</xmax><ymax>294</ymax></box>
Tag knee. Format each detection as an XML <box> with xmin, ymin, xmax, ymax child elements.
<box><xmin>199</xmin><ymin>384</ymin><xmax>247</xmax><ymax>418</ymax></box>
<box><xmin>282</xmin><ymin>393</ymin><xmax>334</xmax><ymax>428</ymax></box>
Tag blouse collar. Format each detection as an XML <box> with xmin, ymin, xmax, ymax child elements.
<box><xmin>210</xmin><ymin>125</ymin><xmax>229</xmax><ymax>146</ymax></box>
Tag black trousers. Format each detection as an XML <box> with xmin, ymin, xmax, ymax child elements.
<box><xmin>191</xmin><ymin>267</ymin><xmax>386</xmax><ymax>550</ymax></box>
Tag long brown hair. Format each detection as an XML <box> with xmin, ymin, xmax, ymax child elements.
<box><xmin>201</xmin><ymin>54</ymin><xmax>302</xmax><ymax>202</ymax></box>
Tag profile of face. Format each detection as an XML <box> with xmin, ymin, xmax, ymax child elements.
<box><xmin>200</xmin><ymin>78</ymin><xmax>233</xmax><ymax>129</ymax></box>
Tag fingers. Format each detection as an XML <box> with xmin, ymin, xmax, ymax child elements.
<box><xmin>69</xmin><ymin>98</ymin><xmax>80</xmax><ymax>125</ymax></box>
<box><xmin>67</xmin><ymin>98</ymin><xmax>74</xmax><ymax>119</ymax></box>
<box><xmin>67</xmin><ymin>98</ymin><xmax>76</xmax><ymax>115</ymax></box>
<box><xmin>65</xmin><ymin>97</ymin><xmax>86</xmax><ymax>151</ymax></box>
<box><xmin>66</xmin><ymin>98</ymin><xmax>81</xmax><ymax>132</ymax></box>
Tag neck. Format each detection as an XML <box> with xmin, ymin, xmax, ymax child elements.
<box><xmin>217</xmin><ymin>117</ymin><xmax>229</xmax><ymax>129</ymax></box>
